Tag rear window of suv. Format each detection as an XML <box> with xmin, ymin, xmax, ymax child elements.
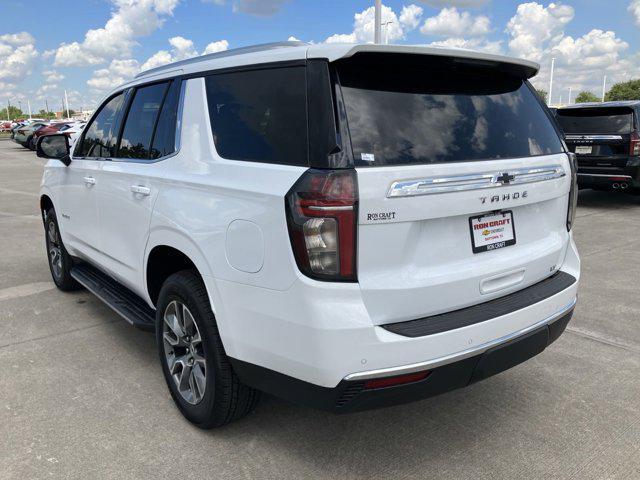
<box><xmin>556</xmin><ymin>107</ymin><xmax>634</xmax><ymax>135</ymax></box>
<box><xmin>337</xmin><ymin>62</ymin><xmax>564</xmax><ymax>167</ymax></box>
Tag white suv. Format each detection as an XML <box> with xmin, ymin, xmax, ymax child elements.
<box><xmin>37</xmin><ymin>42</ymin><xmax>580</xmax><ymax>428</ymax></box>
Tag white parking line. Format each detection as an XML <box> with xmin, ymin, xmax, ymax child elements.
<box><xmin>0</xmin><ymin>282</ymin><xmax>56</xmax><ymax>302</ymax></box>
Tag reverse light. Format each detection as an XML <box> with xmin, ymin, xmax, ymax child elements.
<box><xmin>630</xmin><ymin>132</ymin><xmax>640</xmax><ymax>156</ymax></box>
<box><xmin>285</xmin><ymin>169</ymin><xmax>358</xmax><ymax>281</ymax></box>
<box><xmin>566</xmin><ymin>152</ymin><xmax>578</xmax><ymax>232</ymax></box>
<box><xmin>363</xmin><ymin>371</ymin><xmax>431</xmax><ymax>390</ymax></box>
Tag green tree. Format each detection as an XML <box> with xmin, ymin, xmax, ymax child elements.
<box><xmin>535</xmin><ymin>89</ymin><xmax>548</xmax><ymax>103</ymax></box>
<box><xmin>0</xmin><ymin>106</ymin><xmax>24</xmax><ymax>120</ymax></box>
<box><xmin>605</xmin><ymin>79</ymin><xmax>640</xmax><ymax>101</ymax></box>
<box><xmin>575</xmin><ymin>91</ymin><xmax>600</xmax><ymax>104</ymax></box>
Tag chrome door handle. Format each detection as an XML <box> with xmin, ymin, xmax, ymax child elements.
<box><xmin>83</xmin><ymin>176</ymin><xmax>96</xmax><ymax>186</ymax></box>
<box><xmin>130</xmin><ymin>185</ymin><xmax>151</xmax><ymax>196</ymax></box>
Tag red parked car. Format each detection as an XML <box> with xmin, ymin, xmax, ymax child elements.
<box><xmin>30</xmin><ymin>123</ymin><xmax>70</xmax><ymax>150</ymax></box>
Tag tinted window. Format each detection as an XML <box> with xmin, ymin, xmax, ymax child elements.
<box><xmin>338</xmin><ymin>63</ymin><xmax>564</xmax><ymax>166</ymax></box>
<box><xmin>150</xmin><ymin>80</ymin><xmax>181</xmax><ymax>159</ymax></box>
<box><xmin>556</xmin><ymin>108</ymin><xmax>634</xmax><ymax>134</ymax></box>
<box><xmin>205</xmin><ymin>67</ymin><xmax>308</xmax><ymax>166</ymax></box>
<box><xmin>77</xmin><ymin>93</ymin><xmax>126</xmax><ymax>158</ymax></box>
<box><xmin>118</xmin><ymin>82</ymin><xmax>168</xmax><ymax>160</ymax></box>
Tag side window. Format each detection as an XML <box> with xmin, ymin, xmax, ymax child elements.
<box><xmin>76</xmin><ymin>93</ymin><xmax>126</xmax><ymax>158</ymax></box>
<box><xmin>150</xmin><ymin>80</ymin><xmax>181</xmax><ymax>159</ymax></box>
<box><xmin>205</xmin><ymin>66</ymin><xmax>308</xmax><ymax>166</ymax></box>
<box><xmin>117</xmin><ymin>82</ymin><xmax>168</xmax><ymax>160</ymax></box>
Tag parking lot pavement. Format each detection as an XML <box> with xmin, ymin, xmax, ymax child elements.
<box><xmin>0</xmin><ymin>138</ymin><xmax>639</xmax><ymax>480</ymax></box>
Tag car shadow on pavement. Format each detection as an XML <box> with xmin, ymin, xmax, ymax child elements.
<box><xmin>577</xmin><ymin>189</ymin><xmax>640</xmax><ymax>210</ymax></box>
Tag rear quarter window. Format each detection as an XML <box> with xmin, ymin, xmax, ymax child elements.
<box><xmin>337</xmin><ymin>63</ymin><xmax>564</xmax><ymax>166</ymax></box>
<box><xmin>205</xmin><ymin>66</ymin><xmax>308</xmax><ymax>166</ymax></box>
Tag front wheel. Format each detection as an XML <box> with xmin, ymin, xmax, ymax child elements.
<box><xmin>44</xmin><ymin>208</ymin><xmax>80</xmax><ymax>291</ymax></box>
<box><xmin>156</xmin><ymin>270</ymin><xmax>260</xmax><ymax>428</ymax></box>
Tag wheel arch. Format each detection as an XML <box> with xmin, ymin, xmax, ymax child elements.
<box><xmin>144</xmin><ymin>230</ymin><xmax>216</xmax><ymax>308</ymax></box>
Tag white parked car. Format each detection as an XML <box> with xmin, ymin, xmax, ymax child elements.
<box><xmin>37</xmin><ymin>42</ymin><xmax>580</xmax><ymax>428</ymax></box>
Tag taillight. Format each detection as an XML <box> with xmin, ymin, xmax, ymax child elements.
<box><xmin>566</xmin><ymin>152</ymin><xmax>578</xmax><ymax>231</ymax></box>
<box><xmin>285</xmin><ymin>169</ymin><xmax>358</xmax><ymax>281</ymax></box>
<box><xmin>630</xmin><ymin>132</ymin><xmax>640</xmax><ymax>156</ymax></box>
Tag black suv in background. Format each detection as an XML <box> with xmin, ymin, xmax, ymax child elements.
<box><xmin>555</xmin><ymin>101</ymin><xmax>640</xmax><ymax>192</ymax></box>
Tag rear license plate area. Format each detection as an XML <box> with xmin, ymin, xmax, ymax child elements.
<box><xmin>575</xmin><ymin>146</ymin><xmax>593</xmax><ymax>155</ymax></box>
<box><xmin>469</xmin><ymin>210</ymin><xmax>516</xmax><ymax>254</ymax></box>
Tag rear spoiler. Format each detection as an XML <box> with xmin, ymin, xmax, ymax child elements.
<box><xmin>308</xmin><ymin>44</ymin><xmax>539</xmax><ymax>80</ymax></box>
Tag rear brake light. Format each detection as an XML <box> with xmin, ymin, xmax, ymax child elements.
<box><xmin>363</xmin><ymin>371</ymin><xmax>431</xmax><ymax>390</ymax></box>
<box><xmin>566</xmin><ymin>152</ymin><xmax>578</xmax><ymax>231</ymax></box>
<box><xmin>630</xmin><ymin>132</ymin><xmax>640</xmax><ymax>156</ymax></box>
<box><xmin>285</xmin><ymin>169</ymin><xmax>358</xmax><ymax>281</ymax></box>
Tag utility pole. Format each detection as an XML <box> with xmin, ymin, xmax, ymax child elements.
<box><xmin>374</xmin><ymin>0</ymin><xmax>382</xmax><ymax>44</ymax></box>
<box><xmin>64</xmin><ymin>89</ymin><xmax>70</xmax><ymax>119</ymax></box>
<box><xmin>548</xmin><ymin>57</ymin><xmax>556</xmax><ymax>107</ymax></box>
<box><xmin>601</xmin><ymin>75</ymin><xmax>607</xmax><ymax>102</ymax></box>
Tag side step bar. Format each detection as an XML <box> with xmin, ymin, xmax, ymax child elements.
<box><xmin>71</xmin><ymin>263</ymin><xmax>156</xmax><ymax>331</ymax></box>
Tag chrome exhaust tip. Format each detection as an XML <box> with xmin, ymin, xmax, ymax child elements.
<box><xmin>620</xmin><ymin>183</ymin><xmax>629</xmax><ymax>190</ymax></box>
<box><xmin>612</xmin><ymin>183</ymin><xmax>620</xmax><ymax>189</ymax></box>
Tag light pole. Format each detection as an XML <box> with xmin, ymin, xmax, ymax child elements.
<box><xmin>568</xmin><ymin>87</ymin><xmax>572</xmax><ymax>105</ymax></box>
<box><xmin>548</xmin><ymin>57</ymin><xmax>556</xmax><ymax>107</ymax></box>
<box><xmin>374</xmin><ymin>0</ymin><xmax>382</xmax><ymax>44</ymax></box>
<box><xmin>381</xmin><ymin>20</ymin><xmax>394</xmax><ymax>44</ymax></box>
<box><xmin>601</xmin><ymin>75</ymin><xmax>607</xmax><ymax>102</ymax></box>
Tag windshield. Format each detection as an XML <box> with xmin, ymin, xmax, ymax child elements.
<box><xmin>337</xmin><ymin>62</ymin><xmax>563</xmax><ymax>167</ymax></box>
<box><xmin>556</xmin><ymin>108</ymin><xmax>634</xmax><ymax>135</ymax></box>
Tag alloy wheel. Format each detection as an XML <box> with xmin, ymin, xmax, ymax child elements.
<box><xmin>47</xmin><ymin>220</ymin><xmax>63</xmax><ymax>280</ymax></box>
<box><xmin>162</xmin><ymin>300</ymin><xmax>207</xmax><ymax>405</ymax></box>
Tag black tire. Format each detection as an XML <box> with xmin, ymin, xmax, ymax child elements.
<box><xmin>156</xmin><ymin>270</ymin><xmax>260</xmax><ymax>428</ymax></box>
<box><xmin>44</xmin><ymin>208</ymin><xmax>81</xmax><ymax>291</ymax></box>
<box><xmin>28</xmin><ymin>136</ymin><xmax>35</xmax><ymax>150</ymax></box>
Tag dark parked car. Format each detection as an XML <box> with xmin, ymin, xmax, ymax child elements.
<box><xmin>555</xmin><ymin>101</ymin><xmax>640</xmax><ymax>192</ymax></box>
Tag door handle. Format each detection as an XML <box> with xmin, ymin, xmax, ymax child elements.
<box><xmin>83</xmin><ymin>176</ymin><xmax>96</xmax><ymax>186</ymax></box>
<box><xmin>130</xmin><ymin>185</ymin><xmax>151</xmax><ymax>196</ymax></box>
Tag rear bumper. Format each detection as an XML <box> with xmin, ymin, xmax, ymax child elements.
<box><xmin>230</xmin><ymin>306</ymin><xmax>574</xmax><ymax>413</ymax></box>
<box><xmin>577</xmin><ymin>158</ymin><xmax>640</xmax><ymax>188</ymax></box>
<box><xmin>213</xmin><ymin>237</ymin><xmax>580</xmax><ymax>397</ymax></box>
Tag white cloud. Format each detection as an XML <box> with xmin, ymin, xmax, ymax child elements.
<box><xmin>420</xmin><ymin>7</ymin><xmax>491</xmax><ymax>37</ymax></box>
<box><xmin>87</xmin><ymin>58</ymin><xmax>141</xmax><ymax>91</ymax></box>
<box><xmin>54</xmin><ymin>0</ymin><xmax>181</xmax><ymax>67</ymax></box>
<box><xmin>399</xmin><ymin>4</ymin><xmax>424</xmax><ymax>30</ymax></box>
<box><xmin>203</xmin><ymin>39</ymin><xmax>229</xmax><ymax>54</ymax></box>
<box><xmin>0</xmin><ymin>32</ymin><xmax>38</xmax><ymax>85</ymax></box>
<box><xmin>168</xmin><ymin>36</ymin><xmax>198</xmax><ymax>60</ymax></box>
<box><xmin>630</xmin><ymin>0</ymin><xmax>640</xmax><ymax>25</ymax></box>
<box><xmin>417</xmin><ymin>0</ymin><xmax>487</xmax><ymax>7</ymax></box>
<box><xmin>506</xmin><ymin>2</ymin><xmax>574</xmax><ymax>62</ymax></box>
<box><xmin>0</xmin><ymin>32</ymin><xmax>35</xmax><ymax>46</ymax></box>
<box><xmin>43</xmin><ymin>70</ymin><xmax>65</xmax><ymax>82</ymax></box>
<box><xmin>287</xmin><ymin>35</ymin><xmax>301</xmax><ymax>42</ymax></box>
<box><xmin>325</xmin><ymin>3</ymin><xmax>422</xmax><ymax>44</ymax></box>
<box><xmin>428</xmin><ymin>37</ymin><xmax>503</xmax><ymax>55</ymax></box>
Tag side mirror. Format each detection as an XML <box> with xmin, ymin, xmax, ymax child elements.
<box><xmin>37</xmin><ymin>134</ymin><xmax>71</xmax><ymax>166</ymax></box>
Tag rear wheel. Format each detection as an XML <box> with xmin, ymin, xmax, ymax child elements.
<box><xmin>44</xmin><ymin>208</ymin><xmax>80</xmax><ymax>291</ymax></box>
<box><xmin>156</xmin><ymin>270</ymin><xmax>260</xmax><ymax>428</ymax></box>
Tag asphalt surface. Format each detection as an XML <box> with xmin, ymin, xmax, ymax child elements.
<box><xmin>0</xmin><ymin>138</ymin><xmax>639</xmax><ymax>480</ymax></box>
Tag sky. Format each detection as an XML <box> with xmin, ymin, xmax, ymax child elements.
<box><xmin>1</xmin><ymin>0</ymin><xmax>640</xmax><ymax>112</ymax></box>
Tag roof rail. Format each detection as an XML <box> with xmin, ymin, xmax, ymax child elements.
<box><xmin>135</xmin><ymin>41</ymin><xmax>309</xmax><ymax>78</ymax></box>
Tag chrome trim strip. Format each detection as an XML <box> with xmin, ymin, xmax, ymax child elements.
<box><xmin>343</xmin><ymin>298</ymin><xmax>577</xmax><ymax>382</ymax></box>
<box><xmin>307</xmin><ymin>205</ymin><xmax>353</xmax><ymax>211</ymax></box>
<box><xmin>565</xmin><ymin>135</ymin><xmax>623</xmax><ymax>141</ymax></box>
<box><xmin>577</xmin><ymin>173</ymin><xmax>633</xmax><ymax>179</ymax></box>
<box><xmin>387</xmin><ymin>165</ymin><xmax>565</xmax><ymax>198</ymax></box>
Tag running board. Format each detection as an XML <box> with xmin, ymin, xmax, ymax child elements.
<box><xmin>71</xmin><ymin>263</ymin><xmax>156</xmax><ymax>331</ymax></box>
